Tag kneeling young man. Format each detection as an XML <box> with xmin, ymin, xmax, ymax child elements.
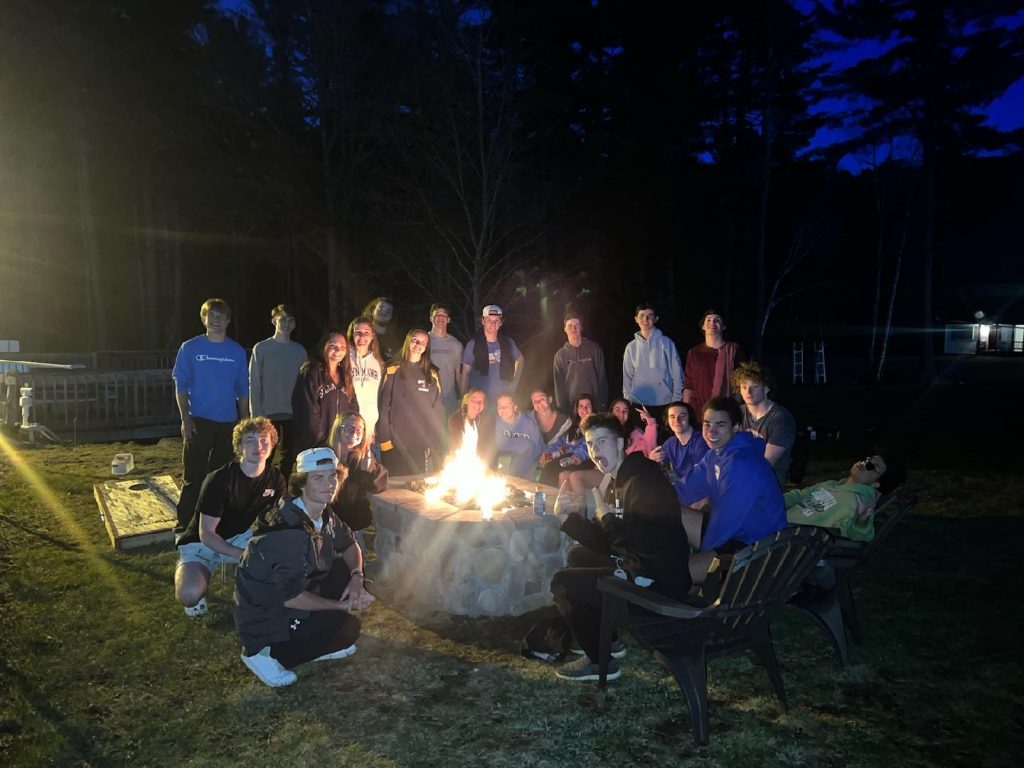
<box><xmin>174</xmin><ymin>417</ymin><xmax>286</xmax><ymax>617</ymax></box>
<box><xmin>552</xmin><ymin>413</ymin><xmax>691</xmax><ymax>683</ymax></box>
<box><xmin>234</xmin><ymin>448</ymin><xmax>372</xmax><ymax>687</ymax></box>
<box><xmin>677</xmin><ymin>397</ymin><xmax>788</xmax><ymax>582</ymax></box>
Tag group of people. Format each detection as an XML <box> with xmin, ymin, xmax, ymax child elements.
<box><xmin>169</xmin><ymin>295</ymin><xmax>905</xmax><ymax>687</ymax></box>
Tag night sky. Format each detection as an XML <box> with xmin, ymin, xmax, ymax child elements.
<box><xmin>1</xmin><ymin>0</ymin><xmax>1021</xmax><ymax>376</ymax></box>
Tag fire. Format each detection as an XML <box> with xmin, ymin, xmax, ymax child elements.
<box><xmin>424</xmin><ymin>419</ymin><xmax>507</xmax><ymax>519</ymax></box>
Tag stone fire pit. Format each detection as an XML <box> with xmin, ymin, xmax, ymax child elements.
<box><xmin>368</xmin><ymin>474</ymin><xmax>569</xmax><ymax>617</ymax></box>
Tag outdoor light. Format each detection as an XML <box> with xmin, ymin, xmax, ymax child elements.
<box><xmin>974</xmin><ymin>310</ymin><xmax>985</xmax><ymax>320</ymax></box>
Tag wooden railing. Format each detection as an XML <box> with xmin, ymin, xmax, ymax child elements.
<box><xmin>0</xmin><ymin>350</ymin><xmax>176</xmax><ymax>372</ymax></box>
<box><xmin>3</xmin><ymin>369</ymin><xmax>179</xmax><ymax>440</ymax></box>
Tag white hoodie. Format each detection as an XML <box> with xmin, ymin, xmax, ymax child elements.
<box><xmin>622</xmin><ymin>327</ymin><xmax>684</xmax><ymax>406</ymax></box>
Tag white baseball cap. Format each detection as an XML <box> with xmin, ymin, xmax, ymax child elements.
<box><xmin>294</xmin><ymin>447</ymin><xmax>339</xmax><ymax>473</ymax></box>
<box><xmin>482</xmin><ymin>304</ymin><xmax>503</xmax><ymax>317</ymax></box>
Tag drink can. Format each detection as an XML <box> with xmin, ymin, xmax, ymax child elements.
<box><xmin>533</xmin><ymin>488</ymin><xmax>546</xmax><ymax>516</ymax></box>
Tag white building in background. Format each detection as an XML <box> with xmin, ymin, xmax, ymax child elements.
<box><xmin>944</xmin><ymin>321</ymin><xmax>1024</xmax><ymax>355</ymax></box>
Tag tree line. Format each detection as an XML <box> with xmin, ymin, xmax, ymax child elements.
<box><xmin>0</xmin><ymin>0</ymin><xmax>1020</xmax><ymax>383</ymax></box>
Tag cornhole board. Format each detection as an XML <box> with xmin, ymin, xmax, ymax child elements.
<box><xmin>94</xmin><ymin>475</ymin><xmax>180</xmax><ymax>550</ymax></box>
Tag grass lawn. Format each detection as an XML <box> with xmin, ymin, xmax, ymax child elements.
<box><xmin>1</xmin><ymin>434</ymin><xmax>1022</xmax><ymax>767</ymax></box>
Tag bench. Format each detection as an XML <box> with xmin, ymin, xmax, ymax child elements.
<box><xmin>788</xmin><ymin>492</ymin><xmax>918</xmax><ymax>664</ymax></box>
<box><xmin>596</xmin><ymin>525</ymin><xmax>831</xmax><ymax>746</ymax></box>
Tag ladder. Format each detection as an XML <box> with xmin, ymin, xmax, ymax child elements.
<box><xmin>792</xmin><ymin>342</ymin><xmax>804</xmax><ymax>384</ymax></box>
<box><xmin>814</xmin><ymin>341</ymin><xmax>827</xmax><ymax>384</ymax></box>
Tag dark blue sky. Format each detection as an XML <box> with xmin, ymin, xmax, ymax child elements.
<box><xmin>219</xmin><ymin>0</ymin><xmax>1024</xmax><ymax>169</ymax></box>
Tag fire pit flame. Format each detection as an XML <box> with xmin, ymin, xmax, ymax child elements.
<box><xmin>423</xmin><ymin>420</ymin><xmax>507</xmax><ymax>519</ymax></box>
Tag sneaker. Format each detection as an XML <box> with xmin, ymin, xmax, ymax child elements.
<box><xmin>312</xmin><ymin>644</ymin><xmax>357</xmax><ymax>663</ymax></box>
<box><xmin>570</xmin><ymin>639</ymin><xmax>627</xmax><ymax>659</ymax></box>
<box><xmin>183</xmin><ymin>597</ymin><xmax>207</xmax><ymax>618</ymax></box>
<box><xmin>241</xmin><ymin>648</ymin><xmax>297</xmax><ymax>687</ymax></box>
<box><xmin>556</xmin><ymin>655</ymin><xmax>621</xmax><ymax>682</ymax></box>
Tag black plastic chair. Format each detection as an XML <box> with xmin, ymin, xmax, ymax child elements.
<box><xmin>789</xmin><ymin>492</ymin><xmax>918</xmax><ymax>665</ymax></box>
<box><xmin>596</xmin><ymin>525</ymin><xmax>831</xmax><ymax>746</ymax></box>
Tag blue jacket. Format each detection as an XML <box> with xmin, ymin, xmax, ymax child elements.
<box><xmin>677</xmin><ymin>431</ymin><xmax>786</xmax><ymax>551</ymax></box>
<box><xmin>544</xmin><ymin>427</ymin><xmax>589</xmax><ymax>464</ymax></box>
<box><xmin>661</xmin><ymin>433</ymin><xmax>710</xmax><ymax>491</ymax></box>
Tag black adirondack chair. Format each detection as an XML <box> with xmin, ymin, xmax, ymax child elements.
<box><xmin>596</xmin><ymin>525</ymin><xmax>832</xmax><ymax>746</ymax></box>
<box><xmin>789</xmin><ymin>492</ymin><xmax>918</xmax><ymax>664</ymax></box>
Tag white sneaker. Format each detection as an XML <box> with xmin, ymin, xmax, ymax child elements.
<box><xmin>312</xmin><ymin>644</ymin><xmax>357</xmax><ymax>663</ymax></box>
<box><xmin>183</xmin><ymin>597</ymin><xmax>207</xmax><ymax>618</ymax></box>
<box><xmin>241</xmin><ymin>648</ymin><xmax>297</xmax><ymax>687</ymax></box>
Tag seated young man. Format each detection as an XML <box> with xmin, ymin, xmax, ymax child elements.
<box><xmin>785</xmin><ymin>453</ymin><xmax>905</xmax><ymax>541</ymax></box>
<box><xmin>174</xmin><ymin>417</ymin><xmax>286</xmax><ymax>617</ymax></box>
<box><xmin>234</xmin><ymin>447</ymin><xmax>373</xmax><ymax>687</ymax></box>
<box><xmin>551</xmin><ymin>413</ymin><xmax>691</xmax><ymax>683</ymax></box>
<box><xmin>732</xmin><ymin>362</ymin><xmax>796</xmax><ymax>488</ymax></box>
<box><xmin>677</xmin><ymin>397</ymin><xmax>788</xmax><ymax>583</ymax></box>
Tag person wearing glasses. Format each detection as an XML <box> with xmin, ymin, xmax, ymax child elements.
<box><xmin>328</xmin><ymin>412</ymin><xmax>389</xmax><ymax>533</ymax></box>
<box><xmin>427</xmin><ymin>303</ymin><xmax>464</xmax><ymax>414</ymax></box>
<box><xmin>377</xmin><ymin>329</ymin><xmax>446</xmax><ymax>475</ymax></box>
<box><xmin>785</xmin><ymin>454</ymin><xmax>905</xmax><ymax>541</ymax></box>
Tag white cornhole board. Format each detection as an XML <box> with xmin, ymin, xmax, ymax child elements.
<box><xmin>94</xmin><ymin>475</ymin><xmax>180</xmax><ymax>550</ymax></box>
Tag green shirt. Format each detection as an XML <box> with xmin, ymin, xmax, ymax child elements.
<box><xmin>784</xmin><ymin>480</ymin><xmax>877</xmax><ymax>542</ymax></box>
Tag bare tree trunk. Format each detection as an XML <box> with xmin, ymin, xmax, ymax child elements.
<box><xmin>141</xmin><ymin>178</ymin><xmax>160</xmax><ymax>349</ymax></box>
<box><xmin>920</xmin><ymin>138</ymin><xmax>937</xmax><ymax>383</ymax></box>
<box><xmin>866</xmin><ymin>148</ymin><xmax>885</xmax><ymax>372</ymax></box>
<box><xmin>76</xmin><ymin>136</ymin><xmax>106</xmax><ymax>349</ymax></box>
<box><xmin>876</xmin><ymin>244</ymin><xmax>903</xmax><ymax>384</ymax></box>
<box><xmin>876</xmin><ymin>175</ymin><xmax>915</xmax><ymax>383</ymax></box>
<box><xmin>168</xmin><ymin>207</ymin><xmax>183</xmax><ymax>348</ymax></box>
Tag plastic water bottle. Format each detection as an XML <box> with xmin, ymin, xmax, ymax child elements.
<box><xmin>424</xmin><ymin>448</ymin><xmax>433</xmax><ymax>475</ymax></box>
<box><xmin>533</xmin><ymin>486</ymin><xmax>546</xmax><ymax>516</ymax></box>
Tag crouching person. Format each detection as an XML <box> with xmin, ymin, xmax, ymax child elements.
<box><xmin>234</xmin><ymin>447</ymin><xmax>372</xmax><ymax>687</ymax></box>
<box><xmin>174</xmin><ymin>417</ymin><xmax>285</xmax><ymax>617</ymax></box>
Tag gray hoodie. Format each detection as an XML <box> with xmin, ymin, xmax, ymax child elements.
<box><xmin>622</xmin><ymin>327</ymin><xmax>683</xmax><ymax>406</ymax></box>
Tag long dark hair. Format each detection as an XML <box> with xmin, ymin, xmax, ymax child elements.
<box><xmin>567</xmin><ymin>393</ymin><xmax>595</xmax><ymax>442</ymax></box>
<box><xmin>610</xmin><ymin>397</ymin><xmax>642</xmax><ymax>438</ymax></box>
<box><xmin>302</xmin><ymin>327</ymin><xmax>354</xmax><ymax>399</ymax></box>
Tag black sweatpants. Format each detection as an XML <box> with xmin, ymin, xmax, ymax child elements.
<box><xmin>267</xmin><ymin>557</ymin><xmax>362</xmax><ymax>669</ymax></box>
<box><xmin>550</xmin><ymin>565</ymin><xmax>614</xmax><ymax>663</ymax></box>
<box><xmin>176</xmin><ymin>417</ymin><xmax>235</xmax><ymax>530</ymax></box>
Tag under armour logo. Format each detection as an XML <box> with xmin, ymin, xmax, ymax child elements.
<box><xmin>290</xmin><ymin>619</ymin><xmax>300</xmax><ymax>630</ymax></box>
